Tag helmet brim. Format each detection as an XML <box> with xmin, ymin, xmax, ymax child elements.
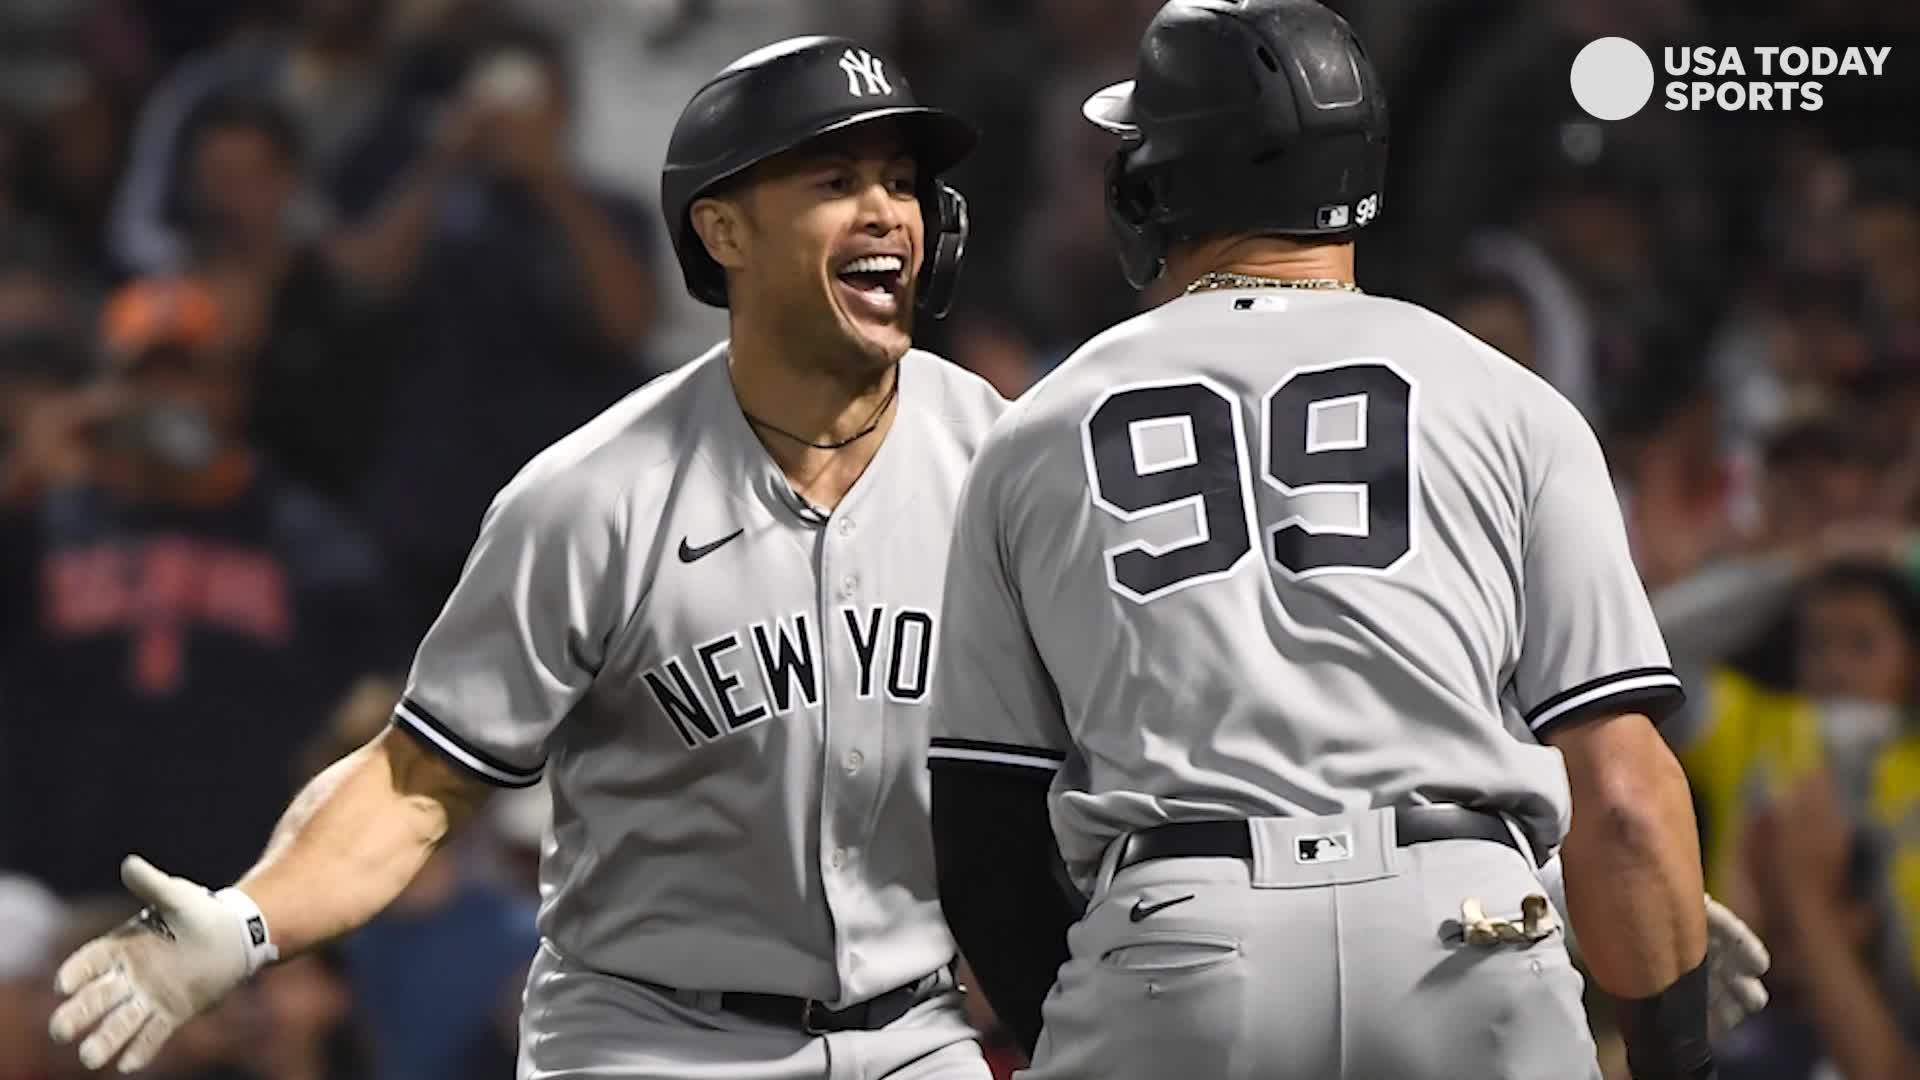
<box><xmin>1082</xmin><ymin>81</ymin><xmax>1140</xmax><ymax>138</ymax></box>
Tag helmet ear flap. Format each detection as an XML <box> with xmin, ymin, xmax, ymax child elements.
<box><xmin>917</xmin><ymin>181</ymin><xmax>968</xmax><ymax>319</ymax></box>
<box><xmin>1104</xmin><ymin>149</ymin><xmax>1166</xmax><ymax>290</ymax></box>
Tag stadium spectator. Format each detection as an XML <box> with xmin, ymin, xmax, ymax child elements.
<box><xmin>107</xmin><ymin>0</ymin><xmax>401</xmax><ymax>275</ymax></box>
<box><xmin>177</xmin><ymin>93</ymin><xmax>404</xmax><ymax>506</ymax></box>
<box><xmin>344</xmin><ymin>24</ymin><xmax>659</xmax><ymax>641</ymax></box>
<box><xmin>239</xmin><ymin>951</ymin><xmax>372</xmax><ymax>1080</ymax></box>
<box><xmin>1441</xmin><ymin>269</ymin><xmax>1540</xmax><ymax>374</ymax></box>
<box><xmin>1717</xmin><ymin>566</ymin><xmax>1920</xmax><ymax>1080</ymax></box>
<box><xmin>0</xmin><ymin>231</ymin><xmax>93</xmax><ymax>510</ymax></box>
<box><xmin>0</xmin><ymin>277</ymin><xmax>386</xmax><ymax>897</ymax></box>
<box><xmin>1850</xmin><ymin>149</ymin><xmax>1920</xmax><ymax>372</ymax></box>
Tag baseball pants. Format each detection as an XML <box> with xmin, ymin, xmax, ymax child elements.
<box><xmin>1021</xmin><ymin>808</ymin><xmax>1601</xmax><ymax>1080</ymax></box>
<box><xmin>518</xmin><ymin>941</ymin><xmax>990</xmax><ymax>1080</ymax></box>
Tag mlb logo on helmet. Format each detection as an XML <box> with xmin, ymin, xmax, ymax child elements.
<box><xmin>1316</xmin><ymin>205</ymin><xmax>1351</xmax><ymax>229</ymax></box>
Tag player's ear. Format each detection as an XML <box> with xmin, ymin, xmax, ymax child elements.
<box><xmin>689</xmin><ymin>195</ymin><xmax>749</xmax><ymax>274</ymax></box>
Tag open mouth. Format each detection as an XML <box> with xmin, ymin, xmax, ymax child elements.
<box><xmin>835</xmin><ymin>254</ymin><xmax>907</xmax><ymax>322</ymax></box>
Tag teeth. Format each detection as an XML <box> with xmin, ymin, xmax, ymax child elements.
<box><xmin>841</xmin><ymin>255</ymin><xmax>903</xmax><ymax>275</ymax></box>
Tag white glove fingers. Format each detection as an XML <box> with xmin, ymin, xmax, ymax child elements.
<box><xmin>1705</xmin><ymin>897</ymin><xmax>1772</xmax><ymax>973</ymax></box>
<box><xmin>1719</xmin><ymin>926</ymin><xmax>1771</xmax><ymax>974</ymax></box>
<box><xmin>76</xmin><ymin>995</ymin><xmax>151</xmax><ymax>1072</ymax></box>
<box><xmin>116</xmin><ymin>1010</ymin><xmax>178</xmax><ymax>1074</ymax></box>
<box><xmin>54</xmin><ymin>938</ymin><xmax>121</xmax><ymax>996</ymax></box>
<box><xmin>1730</xmin><ymin>974</ymin><xmax>1769</xmax><ymax>1012</ymax></box>
<box><xmin>119</xmin><ymin>855</ymin><xmax>179</xmax><ymax>906</ymax></box>
<box><xmin>48</xmin><ymin>970</ymin><xmax>131</xmax><ymax>1044</ymax></box>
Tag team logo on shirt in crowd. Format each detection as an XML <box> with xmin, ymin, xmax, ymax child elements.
<box><xmin>641</xmin><ymin>605</ymin><xmax>936</xmax><ymax>749</ymax></box>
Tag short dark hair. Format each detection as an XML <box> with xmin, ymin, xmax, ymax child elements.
<box><xmin>183</xmin><ymin>93</ymin><xmax>303</xmax><ymax>168</ymax></box>
<box><xmin>1805</xmin><ymin>561</ymin><xmax>1920</xmax><ymax>650</ymax></box>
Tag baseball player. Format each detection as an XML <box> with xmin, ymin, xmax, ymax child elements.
<box><xmin>46</xmin><ymin>37</ymin><xmax>1004</xmax><ymax>1080</ymax></box>
<box><xmin>926</xmin><ymin>4</ymin><xmax>1757</xmax><ymax>1079</ymax></box>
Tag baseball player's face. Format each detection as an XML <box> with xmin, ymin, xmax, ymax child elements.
<box><xmin>730</xmin><ymin>123</ymin><xmax>924</xmax><ymax>374</ymax></box>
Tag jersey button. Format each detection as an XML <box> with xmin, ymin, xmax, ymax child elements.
<box><xmin>830</xmin><ymin>847</ymin><xmax>848</xmax><ymax>870</ymax></box>
<box><xmin>845</xmin><ymin>749</ymin><xmax>864</xmax><ymax>774</ymax></box>
<box><xmin>837</xmin><ymin>518</ymin><xmax>856</xmax><ymax>539</ymax></box>
<box><xmin>839</xmin><ymin>575</ymin><xmax>858</xmax><ymax>598</ymax></box>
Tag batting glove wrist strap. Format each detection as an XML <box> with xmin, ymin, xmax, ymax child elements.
<box><xmin>1621</xmin><ymin>956</ymin><xmax>1715</xmax><ymax>1080</ymax></box>
<box><xmin>213</xmin><ymin>887</ymin><xmax>279</xmax><ymax>976</ymax></box>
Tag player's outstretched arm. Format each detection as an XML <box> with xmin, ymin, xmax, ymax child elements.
<box><xmin>1547</xmin><ymin>709</ymin><xmax>1712</xmax><ymax>1080</ymax></box>
<box><xmin>234</xmin><ymin>724</ymin><xmax>494</xmax><ymax>950</ymax></box>
<box><xmin>48</xmin><ymin>726</ymin><xmax>493</xmax><ymax>1073</ymax></box>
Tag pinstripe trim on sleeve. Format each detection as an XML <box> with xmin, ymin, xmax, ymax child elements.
<box><xmin>928</xmin><ymin>737</ymin><xmax>1065</xmax><ymax>772</ymax></box>
<box><xmin>1526</xmin><ymin>668</ymin><xmax>1685</xmax><ymax>737</ymax></box>
<box><xmin>391</xmin><ymin>697</ymin><xmax>545</xmax><ymax>788</ymax></box>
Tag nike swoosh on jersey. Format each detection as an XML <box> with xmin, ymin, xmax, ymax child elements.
<box><xmin>678</xmin><ymin>529</ymin><xmax>744</xmax><ymax>564</ymax></box>
<box><xmin>1128</xmin><ymin>894</ymin><xmax>1196</xmax><ymax>922</ymax></box>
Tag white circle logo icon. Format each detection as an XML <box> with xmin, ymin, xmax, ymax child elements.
<box><xmin>1570</xmin><ymin>37</ymin><xmax>1655</xmax><ymax>120</ymax></box>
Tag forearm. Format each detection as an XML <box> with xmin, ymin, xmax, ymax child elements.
<box><xmin>1556</xmin><ymin>720</ymin><xmax>1708</xmax><ymax>997</ymax></box>
<box><xmin>1782</xmin><ymin>895</ymin><xmax>1920</xmax><ymax>1080</ymax></box>
<box><xmin>1650</xmin><ymin>553</ymin><xmax>1800</xmax><ymax>667</ymax></box>
<box><xmin>325</xmin><ymin>156</ymin><xmax>457</xmax><ymax>292</ymax></box>
<box><xmin>535</xmin><ymin>178</ymin><xmax>656</xmax><ymax>350</ymax></box>
<box><xmin>931</xmin><ymin>764</ymin><xmax>1076</xmax><ymax>1056</ymax></box>
<box><xmin>236</xmin><ymin>728</ymin><xmax>489</xmax><ymax>955</ymax></box>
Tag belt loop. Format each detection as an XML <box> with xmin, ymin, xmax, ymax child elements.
<box><xmin>1497</xmin><ymin>813</ymin><xmax>1541</xmax><ymax>869</ymax></box>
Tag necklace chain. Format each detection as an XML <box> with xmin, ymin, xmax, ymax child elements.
<box><xmin>743</xmin><ymin>367</ymin><xmax>900</xmax><ymax>451</ymax></box>
<box><xmin>1183</xmin><ymin>271</ymin><xmax>1362</xmax><ymax>295</ymax></box>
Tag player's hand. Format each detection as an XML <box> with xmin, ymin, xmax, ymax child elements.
<box><xmin>48</xmin><ymin>857</ymin><xmax>260</xmax><ymax>1072</ymax></box>
<box><xmin>1703</xmin><ymin>895</ymin><xmax>1769</xmax><ymax>1039</ymax></box>
<box><xmin>1540</xmin><ymin>854</ymin><xmax>1769</xmax><ymax>1037</ymax></box>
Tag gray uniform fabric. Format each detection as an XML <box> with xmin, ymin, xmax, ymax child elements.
<box><xmin>1025</xmin><ymin>817</ymin><xmax>1600</xmax><ymax>1080</ymax></box>
<box><xmin>393</xmin><ymin>345</ymin><xmax>1004</xmax><ymax>1077</ymax></box>
<box><xmin>929</xmin><ymin>287</ymin><xmax>1680</xmax><ymax>1078</ymax></box>
<box><xmin>520</xmin><ymin>944</ymin><xmax>986</xmax><ymax>1080</ymax></box>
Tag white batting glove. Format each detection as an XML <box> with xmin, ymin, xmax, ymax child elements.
<box><xmin>47</xmin><ymin>856</ymin><xmax>277</xmax><ymax>1073</ymax></box>
<box><xmin>1703</xmin><ymin>894</ymin><xmax>1770</xmax><ymax>1038</ymax></box>
<box><xmin>1537</xmin><ymin>854</ymin><xmax>1770</xmax><ymax>1039</ymax></box>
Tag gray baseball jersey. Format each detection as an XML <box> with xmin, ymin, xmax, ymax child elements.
<box><xmin>928</xmin><ymin>288</ymin><xmax>1683</xmax><ymax>888</ymax></box>
<box><xmin>392</xmin><ymin>344</ymin><xmax>1006</xmax><ymax>1009</ymax></box>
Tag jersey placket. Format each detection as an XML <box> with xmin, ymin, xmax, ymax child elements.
<box><xmin>816</xmin><ymin>507</ymin><xmax>893</xmax><ymax>1004</ymax></box>
<box><xmin>811</xmin><ymin>394</ymin><xmax>917</xmax><ymax>1006</ymax></box>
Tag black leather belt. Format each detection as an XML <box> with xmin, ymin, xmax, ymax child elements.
<box><xmin>1116</xmin><ymin>805</ymin><xmax>1543</xmax><ymax>872</ymax></box>
<box><xmin>653</xmin><ymin>969</ymin><xmax>942</xmax><ymax>1034</ymax></box>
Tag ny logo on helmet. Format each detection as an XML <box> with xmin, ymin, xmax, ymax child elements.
<box><xmin>839</xmin><ymin>48</ymin><xmax>892</xmax><ymax>97</ymax></box>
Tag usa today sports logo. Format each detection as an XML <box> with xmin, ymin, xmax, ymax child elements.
<box><xmin>1570</xmin><ymin>38</ymin><xmax>1893</xmax><ymax>119</ymax></box>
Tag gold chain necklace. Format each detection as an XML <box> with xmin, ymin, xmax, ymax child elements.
<box><xmin>1182</xmin><ymin>270</ymin><xmax>1362</xmax><ymax>295</ymax></box>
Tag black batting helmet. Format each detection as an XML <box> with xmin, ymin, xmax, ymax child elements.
<box><xmin>661</xmin><ymin>37</ymin><xmax>977</xmax><ymax>317</ymax></box>
<box><xmin>1083</xmin><ymin>0</ymin><xmax>1389</xmax><ymax>288</ymax></box>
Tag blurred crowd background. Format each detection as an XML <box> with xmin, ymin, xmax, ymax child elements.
<box><xmin>1</xmin><ymin>0</ymin><xmax>1918</xmax><ymax>1078</ymax></box>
